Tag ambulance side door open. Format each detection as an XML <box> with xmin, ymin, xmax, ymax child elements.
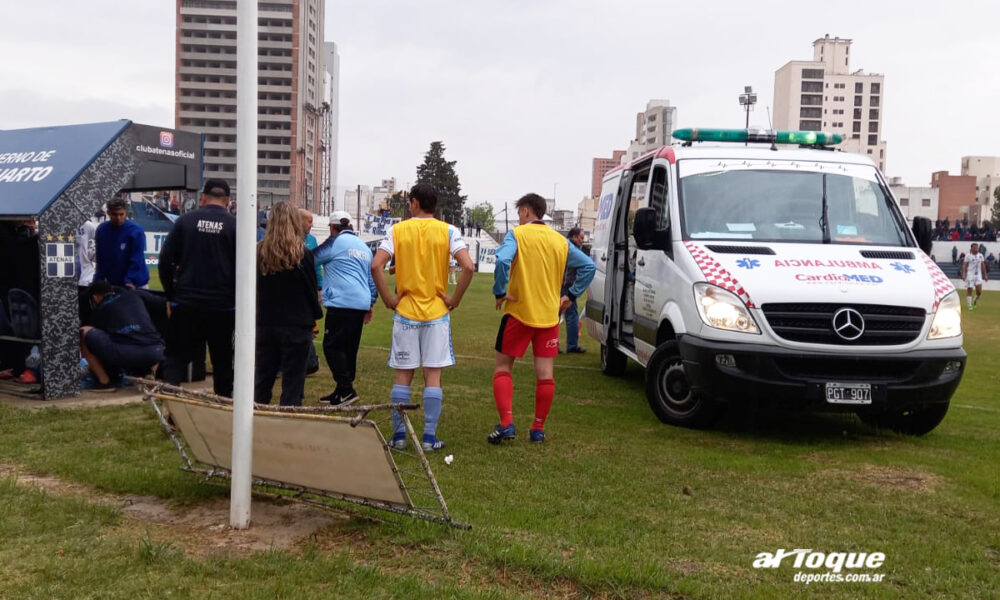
<box><xmin>604</xmin><ymin>167</ymin><xmax>648</xmax><ymax>354</ymax></box>
<box><xmin>632</xmin><ymin>162</ymin><xmax>675</xmax><ymax>365</ymax></box>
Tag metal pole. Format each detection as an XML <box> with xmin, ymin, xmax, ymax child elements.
<box><xmin>231</xmin><ymin>0</ymin><xmax>259</xmax><ymax>530</ymax></box>
<box><xmin>356</xmin><ymin>184</ymin><xmax>361</xmax><ymax>231</ymax></box>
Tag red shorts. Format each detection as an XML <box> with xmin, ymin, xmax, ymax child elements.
<box><xmin>495</xmin><ymin>314</ymin><xmax>559</xmax><ymax>358</ymax></box>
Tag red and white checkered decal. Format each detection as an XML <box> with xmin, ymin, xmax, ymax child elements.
<box><xmin>920</xmin><ymin>251</ymin><xmax>954</xmax><ymax>310</ymax></box>
<box><xmin>685</xmin><ymin>242</ymin><xmax>755</xmax><ymax>308</ymax></box>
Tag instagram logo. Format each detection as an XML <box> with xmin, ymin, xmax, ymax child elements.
<box><xmin>159</xmin><ymin>131</ymin><xmax>174</xmax><ymax>148</ymax></box>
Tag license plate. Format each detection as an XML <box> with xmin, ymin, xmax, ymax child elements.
<box><xmin>825</xmin><ymin>382</ymin><xmax>872</xmax><ymax>404</ymax></box>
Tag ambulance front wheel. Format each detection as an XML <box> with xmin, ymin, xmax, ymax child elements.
<box><xmin>646</xmin><ymin>341</ymin><xmax>722</xmax><ymax>428</ymax></box>
<box><xmin>856</xmin><ymin>402</ymin><xmax>950</xmax><ymax>436</ymax></box>
<box><xmin>601</xmin><ymin>343</ymin><xmax>627</xmax><ymax>376</ymax></box>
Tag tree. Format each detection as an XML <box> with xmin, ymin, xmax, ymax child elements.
<box><xmin>387</xmin><ymin>190</ymin><xmax>409</xmax><ymax>219</ymax></box>
<box><xmin>416</xmin><ymin>141</ymin><xmax>466</xmax><ymax>223</ymax></box>
<box><xmin>991</xmin><ymin>186</ymin><xmax>1000</xmax><ymax>230</ymax></box>
<box><xmin>466</xmin><ymin>202</ymin><xmax>495</xmax><ymax>232</ymax></box>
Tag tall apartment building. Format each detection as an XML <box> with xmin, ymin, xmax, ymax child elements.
<box><xmin>175</xmin><ymin>0</ymin><xmax>328</xmax><ymax>213</ymax></box>
<box><xmin>322</xmin><ymin>41</ymin><xmax>340</xmax><ymax>215</ymax></box>
<box><xmin>774</xmin><ymin>35</ymin><xmax>887</xmax><ymax>173</ymax></box>
<box><xmin>627</xmin><ymin>100</ymin><xmax>677</xmax><ymax>160</ymax></box>
<box><xmin>591</xmin><ymin>150</ymin><xmax>625</xmax><ymax>198</ymax></box>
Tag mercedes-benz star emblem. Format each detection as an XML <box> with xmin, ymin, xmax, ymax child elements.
<box><xmin>832</xmin><ymin>307</ymin><xmax>865</xmax><ymax>341</ymax></box>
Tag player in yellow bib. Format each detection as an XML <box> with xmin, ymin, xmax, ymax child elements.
<box><xmin>489</xmin><ymin>193</ymin><xmax>595</xmax><ymax>444</ymax></box>
<box><xmin>371</xmin><ymin>184</ymin><xmax>475</xmax><ymax>451</ymax></box>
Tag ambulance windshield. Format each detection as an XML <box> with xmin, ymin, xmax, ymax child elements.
<box><xmin>678</xmin><ymin>161</ymin><xmax>909</xmax><ymax>246</ymax></box>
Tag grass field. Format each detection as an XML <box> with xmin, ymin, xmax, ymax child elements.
<box><xmin>2</xmin><ymin>274</ymin><xmax>999</xmax><ymax>599</ymax></box>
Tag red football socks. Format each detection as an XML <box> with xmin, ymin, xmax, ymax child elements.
<box><xmin>533</xmin><ymin>378</ymin><xmax>555</xmax><ymax>431</ymax></box>
<box><xmin>493</xmin><ymin>371</ymin><xmax>514</xmax><ymax>427</ymax></box>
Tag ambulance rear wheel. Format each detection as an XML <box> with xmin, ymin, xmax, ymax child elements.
<box><xmin>601</xmin><ymin>343</ymin><xmax>627</xmax><ymax>376</ymax></box>
<box><xmin>646</xmin><ymin>341</ymin><xmax>721</xmax><ymax>428</ymax></box>
<box><xmin>856</xmin><ymin>402</ymin><xmax>950</xmax><ymax>436</ymax></box>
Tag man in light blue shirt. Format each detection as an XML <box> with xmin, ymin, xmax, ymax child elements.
<box><xmin>312</xmin><ymin>210</ymin><xmax>377</xmax><ymax>405</ymax></box>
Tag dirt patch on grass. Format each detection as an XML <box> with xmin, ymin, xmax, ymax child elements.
<box><xmin>824</xmin><ymin>464</ymin><xmax>942</xmax><ymax>493</ymax></box>
<box><xmin>0</xmin><ymin>464</ymin><xmax>343</xmax><ymax>556</ymax></box>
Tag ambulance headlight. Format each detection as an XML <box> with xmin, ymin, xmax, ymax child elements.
<box><xmin>693</xmin><ymin>283</ymin><xmax>760</xmax><ymax>334</ymax></box>
<box><xmin>928</xmin><ymin>291</ymin><xmax>962</xmax><ymax>340</ymax></box>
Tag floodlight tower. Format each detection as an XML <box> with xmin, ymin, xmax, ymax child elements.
<box><xmin>739</xmin><ymin>85</ymin><xmax>757</xmax><ymax>146</ymax></box>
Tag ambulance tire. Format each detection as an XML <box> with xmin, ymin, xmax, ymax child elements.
<box><xmin>645</xmin><ymin>341</ymin><xmax>722</xmax><ymax>428</ymax></box>
<box><xmin>856</xmin><ymin>402</ymin><xmax>950</xmax><ymax>436</ymax></box>
<box><xmin>601</xmin><ymin>343</ymin><xmax>627</xmax><ymax>376</ymax></box>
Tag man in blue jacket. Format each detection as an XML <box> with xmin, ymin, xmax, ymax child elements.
<box><xmin>313</xmin><ymin>210</ymin><xmax>377</xmax><ymax>406</ymax></box>
<box><xmin>94</xmin><ymin>198</ymin><xmax>149</xmax><ymax>289</ymax></box>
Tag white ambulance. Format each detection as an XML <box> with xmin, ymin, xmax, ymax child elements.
<box><xmin>586</xmin><ymin>128</ymin><xmax>965</xmax><ymax>435</ymax></box>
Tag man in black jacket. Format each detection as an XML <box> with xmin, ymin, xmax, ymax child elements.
<box><xmin>159</xmin><ymin>179</ymin><xmax>237</xmax><ymax>396</ymax></box>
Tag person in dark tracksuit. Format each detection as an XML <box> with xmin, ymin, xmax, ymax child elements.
<box><xmin>254</xmin><ymin>202</ymin><xmax>323</xmax><ymax>406</ymax></box>
<box><xmin>79</xmin><ymin>281</ymin><xmax>164</xmax><ymax>392</ymax></box>
<box><xmin>312</xmin><ymin>210</ymin><xmax>376</xmax><ymax>406</ymax></box>
<box><xmin>158</xmin><ymin>179</ymin><xmax>237</xmax><ymax>396</ymax></box>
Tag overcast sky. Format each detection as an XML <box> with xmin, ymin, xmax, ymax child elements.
<box><xmin>2</xmin><ymin>1</ymin><xmax>997</xmax><ymax>213</ymax></box>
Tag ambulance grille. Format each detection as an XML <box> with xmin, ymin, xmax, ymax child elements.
<box><xmin>859</xmin><ymin>250</ymin><xmax>915</xmax><ymax>260</ymax></box>
<box><xmin>761</xmin><ymin>303</ymin><xmax>926</xmax><ymax>345</ymax></box>
<box><xmin>705</xmin><ymin>245</ymin><xmax>775</xmax><ymax>255</ymax></box>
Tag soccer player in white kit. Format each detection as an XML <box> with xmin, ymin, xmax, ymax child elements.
<box><xmin>960</xmin><ymin>242</ymin><xmax>988</xmax><ymax>310</ymax></box>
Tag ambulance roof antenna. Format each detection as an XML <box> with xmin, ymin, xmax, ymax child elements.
<box><xmin>766</xmin><ymin>106</ymin><xmax>777</xmax><ymax>151</ymax></box>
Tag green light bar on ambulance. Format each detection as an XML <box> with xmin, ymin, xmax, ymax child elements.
<box><xmin>672</xmin><ymin>128</ymin><xmax>843</xmax><ymax>146</ymax></box>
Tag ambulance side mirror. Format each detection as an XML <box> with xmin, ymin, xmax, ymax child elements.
<box><xmin>634</xmin><ymin>207</ymin><xmax>669</xmax><ymax>251</ymax></box>
<box><xmin>911</xmin><ymin>216</ymin><xmax>933</xmax><ymax>256</ymax></box>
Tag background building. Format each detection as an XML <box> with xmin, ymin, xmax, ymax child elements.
<box><xmin>592</xmin><ymin>150</ymin><xmax>626</xmax><ymax>198</ymax></box>
<box><xmin>773</xmin><ymin>35</ymin><xmax>887</xmax><ymax>173</ymax></box>
<box><xmin>961</xmin><ymin>156</ymin><xmax>1000</xmax><ymax>225</ymax></box>
<box><xmin>321</xmin><ymin>41</ymin><xmax>340</xmax><ymax>215</ymax></box>
<box><xmin>577</xmin><ymin>196</ymin><xmax>598</xmax><ymax>238</ymax></box>
<box><xmin>627</xmin><ymin>100</ymin><xmax>676</xmax><ymax>160</ymax></box>
<box><xmin>175</xmin><ymin>0</ymin><xmax>329</xmax><ymax>213</ymax></box>
<box><xmin>343</xmin><ymin>185</ymin><xmax>373</xmax><ymax>225</ymax></box>
<box><xmin>888</xmin><ymin>178</ymin><xmax>939</xmax><ymax>225</ymax></box>
<box><xmin>931</xmin><ymin>170</ymin><xmax>977</xmax><ymax>224</ymax></box>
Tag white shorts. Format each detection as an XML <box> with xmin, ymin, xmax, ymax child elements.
<box><xmin>965</xmin><ymin>275</ymin><xmax>984</xmax><ymax>288</ymax></box>
<box><xmin>388</xmin><ymin>313</ymin><xmax>455</xmax><ymax>369</ymax></box>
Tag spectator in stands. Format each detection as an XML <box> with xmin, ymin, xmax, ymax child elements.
<box><xmin>159</xmin><ymin>179</ymin><xmax>237</xmax><ymax>397</ymax></box>
<box><xmin>255</xmin><ymin>202</ymin><xmax>323</xmax><ymax>406</ymax></box>
<box><xmin>314</xmin><ymin>210</ymin><xmax>376</xmax><ymax>406</ymax></box>
<box><xmin>94</xmin><ymin>197</ymin><xmax>149</xmax><ymax>289</ymax></box>
<box><xmin>80</xmin><ymin>281</ymin><xmax>164</xmax><ymax>392</ymax></box>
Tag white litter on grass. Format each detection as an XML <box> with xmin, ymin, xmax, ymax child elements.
<box><xmin>444</xmin><ymin>455</ymin><xmax>454</xmax><ymax>465</ymax></box>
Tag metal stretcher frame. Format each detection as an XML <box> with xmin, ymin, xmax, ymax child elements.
<box><xmin>134</xmin><ymin>379</ymin><xmax>470</xmax><ymax>530</ymax></box>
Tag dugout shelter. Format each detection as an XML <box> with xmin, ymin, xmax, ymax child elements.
<box><xmin>0</xmin><ymin>120</ymin><xmax>202</xmax><ymax>399</ymax></box>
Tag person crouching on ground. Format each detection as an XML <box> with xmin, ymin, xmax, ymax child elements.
<box><xmin>80</xmin><ymin>281</ymin><xmax>164</xmax><ymax>392</ymax></box>
<box><xmin>254</xmin><ymin>201</ymin><xmax>323</xmax><ymax>406</ymax></box>
<box><xmin>312</xmin><ymin>210</ymin><xmax>377</xmax><ymax>406</ymax></box>
<box><xmin>489</xmin><ymin>193</ymin><xmax>595</xmax><ymax>444</ymax></box>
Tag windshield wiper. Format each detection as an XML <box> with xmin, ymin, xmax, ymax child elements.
<box><xmin>819</xmin><ymin>173</ymin><xmax>831</xmax><ymax>243</ymax></box>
